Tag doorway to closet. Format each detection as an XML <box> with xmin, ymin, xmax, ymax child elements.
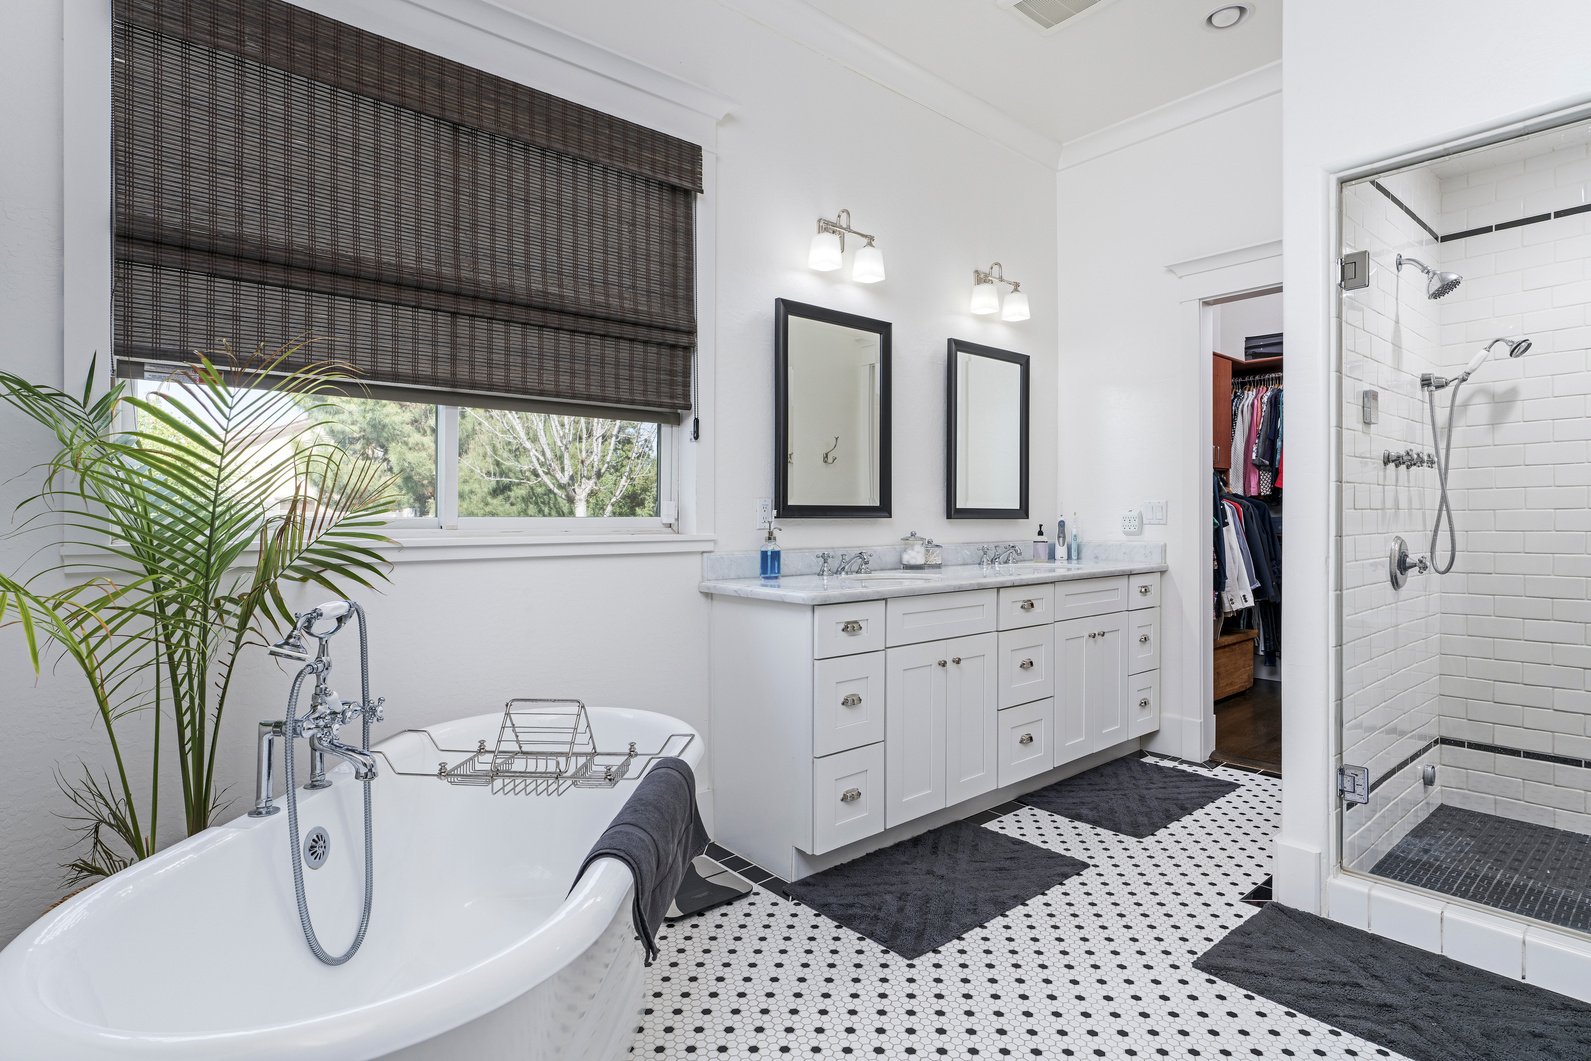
<box><xmin>1209</xmin><ymin>289</ymin><xmax>1282</xmax><ymax>773</ymax></box>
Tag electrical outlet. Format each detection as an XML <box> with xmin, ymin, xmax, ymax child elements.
<box><xmin>754</xmin><ymin>498</ymin><xmax>774</xmax><ymax>530</ymax></box>
<box><xmin>1121</xmin><ymin>509</ymin><xmax>1143</xmax><ymax>536</ymax></box>
<box><xmin>1143</xmin><ymin>500</ymin><xmax>1168</xmax><ymax>525</ymax></box>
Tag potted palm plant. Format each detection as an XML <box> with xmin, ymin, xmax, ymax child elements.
<box><xmin>0</xmin><ymin>342</ymin><xmax>397</xmax><ymax>885</ymax></box>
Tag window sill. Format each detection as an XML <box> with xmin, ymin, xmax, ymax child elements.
<box><xmin>382</xmin><ymin>530</ymin><xmax>716</xmax><ymax>563</ymax></box>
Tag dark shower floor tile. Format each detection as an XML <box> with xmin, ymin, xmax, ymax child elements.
<box><xmin>1371</xmin><ymin>804</ymin><xmax>1591</xmax><ymax>933</ymax></box>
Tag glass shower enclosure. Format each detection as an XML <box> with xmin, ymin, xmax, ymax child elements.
<box><xmin>1337</xmin><ymin>116</ymin><xmax>1591</xmax><ymax>938</ymax></box>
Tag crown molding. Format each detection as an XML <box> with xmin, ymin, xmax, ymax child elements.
<box><xmin>718</xmin><ymin>0</ymin><xmax>1062</xmax><ymax>170</ymax></box>
<box><xmin>1058</xmin><ymin>60</ymin><xmax>1281</xmax><ymax>171</ymax></box>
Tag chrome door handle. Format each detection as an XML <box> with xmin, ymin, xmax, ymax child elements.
<box><xmin>1138</xmin><ymin>584</ymin><xmax>1152</xmax><ymax>595</ymax></box>
<box><xmin>1019</xmin><ymin>658</ymin><xmax>1034</xmax><ymax>670</ymax></box>
<box><xmin>1139</xmin><ymin>634</ymin><xmax>1150</xmax><ymax>644</ymax></box>
<box><xmin>1139</xmin><ymin>698</ymin><xmax>1151</xmax><ymax>708</ymax></box>
<box><xmin>1018</xmin><ymin>733</ymin><xmax>1034</xmax><ymax>745</ymax></box>
<box><xmin>1019</xmin><ymin>599</ymin><xmax>1036</xmax><ymax>612</ymax></box>
<box><xmin>841</xmin><ymin>620</ymin><xmax>863</xmax><ymax>634</ymax></box>
<box><xmin>840</xmin><ymin>788</ymin><xmax>862</xmax><ymax>803</ymax></box>
<box><xmin>841</xmin><ymin>693</ymin><xmax>862</xmax><ymax>708</ymax></box>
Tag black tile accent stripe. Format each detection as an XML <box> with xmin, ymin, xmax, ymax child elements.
<box><xmin>1438</xmin><ymin>202</ymin><xmax>1591</xmax><ymax>242</ymax></box>
<box><xmin>1371</xmin><ymin>179</ymin><xmax>1440</xmax><ymax>242</ymax></box>
<box><xmin>1346</xmin><ymin>735</ymin><xmax>1591</xmax><ymax>812</ymax></box>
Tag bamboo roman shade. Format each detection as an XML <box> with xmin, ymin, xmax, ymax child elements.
<box><xmin>111</xmin><ymin>0</ymin><xmax>702</xmax><ymax>420</ymax></box>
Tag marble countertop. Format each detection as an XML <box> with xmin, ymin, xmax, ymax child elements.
<box><xmin>698</xmin><ymin>560</ymin><xmax>1167</xmax><ymax>605</ymax></box>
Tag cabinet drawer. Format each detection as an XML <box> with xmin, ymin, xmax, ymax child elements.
<box><xmin>813</xmin><ymin>653</ymin><xmax>886</xmax><ymax>757</ymax></box>
<box><xmin>1129</xmin><ymin>572</ymin><xmax>1161</xmax><ymax>610</ymax></box>
<box><xmin>999</xmin><ymin>626</ymin><xmax>1054</xmax><ymax>709</ymax></box>
<box><xmin>814</xmin><ymin>600</ymin><xmax>886</xmax><ymax>659</ymax></box>
<box><xmin>1127</xmin><ymin>609</ymin><xmax>1161</xmax><ymax>675</ymax></box>
<box><xmin>1053</xmin><ymin>576</ymin><xmax>1128</xmax><ymax>621</ymax></box>
<box><xmin>810</xmin><ymin>742</ymin><xmax>885</xmax><ymax>855</ymax></box>
<box><xmin>998</xmin><ymin>698</ymin><xmax>1054</xmax><ymax>788</ymax></box>
<box><xmin>886</xmin><ymin>589</ymin><xmax>997</xmax><ymax>647</ymax></box>
<box><xmin>997</xmin><ymin>584</ymin><xmax>1056</xmax><ymax>630</ymax></box>
<box><xmin>1128</xmin><ymin>671</ymin><xmax>1160</xmax><ymax>738</ymax></box>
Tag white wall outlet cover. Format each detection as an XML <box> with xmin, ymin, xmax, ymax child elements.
<box><xmin>1143</xmin><ymin>500</ymin><xmax>1168</xmax><ymax>525</ymax></box>
<box><xmin>1121</xmin><ymin>509</ymin><xmax>1143</xmax><ymax>535</ymax></box>
<box><xmin>754</xmin><ymin>498</ymin><xmax>774</xmax><ymax>529</ymax></box>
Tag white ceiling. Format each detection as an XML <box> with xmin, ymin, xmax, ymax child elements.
<box><xmin>797</xmin><ymin>0</ymin><xmax>1281</xmax><ymax>145</ymax></box>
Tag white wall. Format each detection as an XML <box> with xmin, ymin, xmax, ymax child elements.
<box><xmin>1280</xmin><ymin>0</ymin><xmax>1591</xmax><ymax>912</ymax></box>
<box><xmin>0</xmin><ymin>0</ymin><xmax>1059</xmax><ymax>943</ymax></box>
<box><xmin>1056</xmin><ymin>81</ymin><xmax>1281</xmax><ymax>762</ymax></box>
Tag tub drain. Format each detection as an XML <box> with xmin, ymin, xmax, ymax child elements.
<box><xmin>303</xmin><ymin>826</ymin><xmax>331</xmax><ymax>870</ymax></box>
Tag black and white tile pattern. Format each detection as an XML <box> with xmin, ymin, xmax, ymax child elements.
<box><xmin>635</xmin><ymin>760</ymin><xmax>1409</xmax><ymax>1059</ymax></box>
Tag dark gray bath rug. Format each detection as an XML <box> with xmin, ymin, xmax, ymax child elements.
<box><xmin>1017</xmin><ymin>756</ymin><xmax>1240</xmax><ymax>838</ymax></box>
<box><xmin>783</xmin><ymin>819</ymin><xmax>1088</xmax><ymax>960</ymax></box>
<box><xmin>1195</xmin><ymin>903</ymin><xmax>1591</xmax><ymax>1061</ymax></box>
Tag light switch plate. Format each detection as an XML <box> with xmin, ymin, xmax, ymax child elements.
<box><xmin>1142</xmin><ymin>500</ymin><xmax>1167</xmax><ymax>525</ymax></box>
<box><xmin>1121</xmin><ymin>509</ymin><xmax>1143</xmax><ymax>536</ymax></box>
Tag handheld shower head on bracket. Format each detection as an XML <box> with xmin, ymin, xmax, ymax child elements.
<box><xmin>1461</xmin><ymin>336</ymin><xmax>1534</xmax><ymax>382</ymax></box>
<box><xmin>1395</xmin><ymin>253</ymin><xmax>1463</xmax><ymax>300</ymax></box>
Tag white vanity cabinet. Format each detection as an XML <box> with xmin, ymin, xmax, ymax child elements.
<box><xmin>706</xmin><ymin>567</ymin><xmax>1163</xmax><ymax>882</ymax></box>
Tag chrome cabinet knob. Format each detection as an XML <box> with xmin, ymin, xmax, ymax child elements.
<box><xmin>1138</xmin><ymin>698</ymin><xmax>1151</xmax><ymax>709</ymax></box>
<box><xmin>937</xmin><ymin>659</ymin><xmax>947</xmax><ymax>667</ymax></box>
<box><xmin>841</xmin><ymin>620</ymin><xmax>863</xmax><ymax>634</ymax></box>
<box><xmin>951</xmin><ymin>656</ymin><xmax>962</xmax><ymax>665</ymax></box>
<box><xmin>1138</xmin><ymin>584</ymin><xmax>1152</xmax><ymax>595</ymax></box>
<box><xmin>1139</xmin><ymin>634</ymin><xmax>1150</xmax><ymax>644</ymax></box>
<box><xmin>840</xmin><ymin>787</ymin><xmax>862</xmax><ymax>803</ymax></box>
<box><xmin>1088</xmin><ymin>632</ymin><xmax>1095</xmax><ymax>640</ymax></box>
<box><xmin>1019</xmin><ymin>658</ymin><xmax>1034</xmax><ymax>670</ymax></box>
<box><xmin>841</xmin><ymin>693</ymin><xmax>863</xmax><ymax>708</ymax></box>
<box><xmin>1019</xmin><ymin>599</ymin><xmax>1036</xmax><ymax>612</ymax></box>
<box><xmin>1018</xmin><ymin>733</ymin><xmax>1034</xmax><ymax>745</ymax></box>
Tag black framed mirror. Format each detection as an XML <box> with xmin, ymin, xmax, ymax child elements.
<box><xmin>946</xmin><ymin>338</ymin><xmax>1029</xmax><ymax>519</ymax></box>
<box><xmin>774</xmin><ymin>299</ymin><xmax>892</xmax><ymax>518</ymax></box>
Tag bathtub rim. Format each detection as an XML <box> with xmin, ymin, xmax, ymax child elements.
<box><xmin>0</xmin><ymin>705</ymin><xmax>700</xmax><ymax>1060</ymax></box>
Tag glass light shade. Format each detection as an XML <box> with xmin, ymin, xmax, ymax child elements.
<box><xmin>969</xmin><ymin>281</ymin><xmax>1000</xmax><ymax>315</ymax></box>
<box><xmin>1000</xmin><ymin>288</ymin><xmax>1031</xmax><ymax>322</ymax></box>
<box><xmin>808</xmin><ymin>230</ymin><xmax>843</xmax><ymax>271</ymax></box>
<box><xmin>851</xmin><ymin>242</ymin><xmax>886</xmax><ymax>283</ymax></box>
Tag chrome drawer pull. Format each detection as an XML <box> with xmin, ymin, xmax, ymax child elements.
<box><xmin>841</xmin><ymin>693</ymin><xmax>863</xmax><ymax>708</ymax></box>
<box><xmin>1018</xmin><ymin>733</ymin><xmax>1034</xmax><ymax>746</ymax></box>
<box><xmin>1019</xmin><ymin>658</ymin><xmax>1034</xmax><ymax>670</ymax></box>
<box><xmin>841</xmin><ymin>620</ymin><xmax>863</xmax><ymax>634</ymax></box>
<box><xmin>1139</xmin><ymin>634</ymin><xmax>1150</xmax><ymax>644</ymax></box>
<box><xmin>1019</xmin><ymin>599</ymin><xmax>1036</xmax><ymax>612</ymax></box>
<box><xmin>1138</xmin><ymin>698</ymin><xmax>1151</xmax><ymax>709</ymax></box>
<box><xmin>840</xmin><ymin>787</ymin><xmax>862</xmax><ymax>803</ymax></box>
<box><xmin>1138</xmin><ymin>584</ymin><xmax>1152</xmax><ymax>595</ymax></box>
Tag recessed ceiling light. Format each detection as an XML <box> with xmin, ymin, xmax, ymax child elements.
<box><xmin>1205</xmin><ymin>4</ymin><xmax>1251</xmax><ymax>30</ymax></box>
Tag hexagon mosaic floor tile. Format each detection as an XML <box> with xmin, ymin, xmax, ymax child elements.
<box><xmin>634</xmin><ymin>761</ymin><xmax>1408</xmax><ymax>1059</ymax></box>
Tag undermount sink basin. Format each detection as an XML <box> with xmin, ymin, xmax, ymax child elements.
<box><xmin>839</xmin><ymin>572</ymin><xmax>941</xmax><ymax>583</ymax></box>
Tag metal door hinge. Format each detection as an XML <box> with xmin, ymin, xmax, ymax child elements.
<box><xmin>1339</xmin><ymin>250</ymin><xmax>1370</xmax><ymax>291</ymax></box>
<box><xmin>1337</xmin><ymin>764</ymin><xmax>1370</xmax><ymax>805</ymax></box>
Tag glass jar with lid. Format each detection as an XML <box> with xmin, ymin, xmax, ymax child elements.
<box><xmin>900</xmin><ymin>530</ymin><xmax>928</xmax><ymax>569</ymax></box>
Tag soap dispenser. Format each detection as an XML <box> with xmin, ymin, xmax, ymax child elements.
<box><xmin>759</xmin><ymin>519</ymin><xmax>782</xmax><ymax>580</ymax></box>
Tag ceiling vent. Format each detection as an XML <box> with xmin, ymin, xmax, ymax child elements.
<box><xmin>997</xmin><ymin>0</ymin><xmax>1114</xmax><ymax>34</ymax></box>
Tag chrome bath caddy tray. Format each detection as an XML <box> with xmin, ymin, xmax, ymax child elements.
<box><xmin>380</xmin><ymin>698</ymin><xmax>694</xmax><ymax>796</ymax></box>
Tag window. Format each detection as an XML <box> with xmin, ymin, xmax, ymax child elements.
<box><xmin>130</xmin><ymin>380</ymin><xmax>670</xmax><ymax>531</ymax></box>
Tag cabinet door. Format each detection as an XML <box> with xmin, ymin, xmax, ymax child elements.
<box><xmin>945</xmin><ymin>632</ymin><xmax>998</xmax><ymax>806</ymax></box>
<box><xmin>1053</xmin><ymin>617</ymin><xmax>1093</xmax><ymax>765</ymax></box>
<box><xmin>1089</xmin><ymin>614</ymin><xmax>1129</xmax><ymax>750</ymax></box>
<box><xmin>885</xmin><ymin>640</ymin><xmax>948</xmax><ymax>828</ymax></box>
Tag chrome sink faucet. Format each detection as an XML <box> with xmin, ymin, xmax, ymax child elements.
<box><xmin>837</xmin><ymin>550</ymin><xmax>872</xmax><ymax>575</ymax></box>
<box><xmin>816</xmin><ymin>551</ymin><xmax>835</xmax><ymax>578</ymax></box>
<box><xmin>991</xmin><ymin>543</ymin><xmax>1024</xmax><ymax>568</ymax></box>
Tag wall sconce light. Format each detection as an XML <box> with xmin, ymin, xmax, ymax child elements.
<box><xmin>968</xmin><ymin>262</ymin><xmax>1030</xmax><ymax>322</ymax></box>
<box><xmin>808</xmin><ymin>208</ymin><xmax>886</xmax><ymax>283</ymax></box>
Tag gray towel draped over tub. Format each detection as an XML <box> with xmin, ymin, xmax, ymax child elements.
<box><xmin>570</xmin><ymin>756</ymin><xmax>709</xmax><ymax>963</ymax></box>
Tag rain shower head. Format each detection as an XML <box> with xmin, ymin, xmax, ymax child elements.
<box><xmin>1461</xmin><ymin>336</ymin><xmax>1534</xmax><ymax>382</ymax></box>
<box><xmin>1395</xmin><ymin>253</ymin><xmax>1463</xmax><ymax>300</ymax></box>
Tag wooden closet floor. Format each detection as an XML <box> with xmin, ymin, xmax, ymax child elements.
<box><xmin>1215</xmin><ymin>677</ymin><xmax>1281</xmax><ymax>773</ymax></box>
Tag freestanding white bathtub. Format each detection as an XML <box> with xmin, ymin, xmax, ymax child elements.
<box><xmin>0</xmin><ymin>705</ymin><xmax>700</xmax><ymax>1060</ymax></box>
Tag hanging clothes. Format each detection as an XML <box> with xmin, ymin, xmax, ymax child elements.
<box><xmin>1216</xmin><ymin>490</ymin><xmax>1283</xmax><ymax>665</ymax></box>
<box><xmin>1228</xmin><ymin>377</ymin><xmax>1283</xmax><ymax>498</ymax></box>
